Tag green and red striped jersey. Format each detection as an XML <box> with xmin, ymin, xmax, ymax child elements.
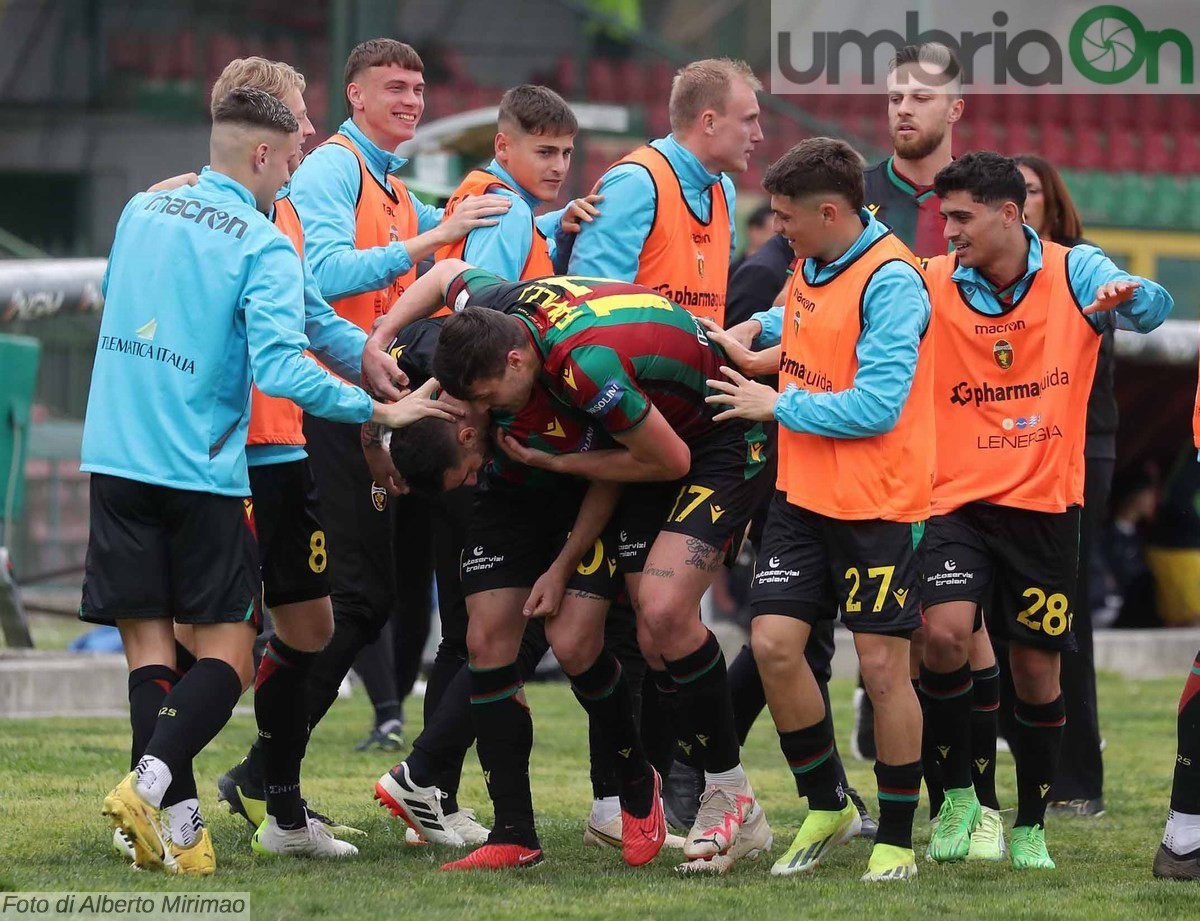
<box><xmin>864</xmin><ymin>156</ymin><xmax>950</xmax><ymax>259</ymax></box>
<box><xmin>449</xmin><ymin>269</ymin><xmax>728</xmax><ymax>445</ymax></box>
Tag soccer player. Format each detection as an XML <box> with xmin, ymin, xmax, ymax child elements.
<box><xmin>568</xmin><ymin>57</ymin><xmax>761</xmax><ymax>326</ymax></box>
<box><xmin>859</xmin><ymin>43</ymin><xmax>1008</xmax><ymax>843</ymax></box>
<box><xmin>1154</xmin><ymin>648</ymin><xmax>1200</xmax><ymax>879</ymax></box>
<box><xmin>283</xmin><ymin>39</ymin><xmax>510</xmax><ymax>755</ymax></box>
<box><xmin>865</xmin><ymin>43</ymin><xmax>963</xmax><ymax>255</ymax></box>
<box><xmin>918</xmin><ymin>152</ymin><xmax>1171</xmax><ymax>870</ymax></box>
<box><xmin>136</xmin><ymin>56</ymin><xmax>411</xmax><ymax>861</ymax></box>
<box><xmin>374</xmin><ymin>311</ymin><xmax>649</xmax><ymax>868</ymax></box>
<box><xmin>1172</xmin><ymin>391</ymin><xmax>1200</xmax><ymax>876</ymax></box>
<box><xmin>565</xmin><ymin>55</ymin><xmax>765</xmax><ymax>849</ymax></box>
<box><xmin>706</xmin><ymin>138</ymin><xmax>931</xmax><ymax>883</ymax></box>
<box><xmin>84</xmin><ymin>88</ymin><xmax>441</xmax><ymax>874</ymax></box>
<box><xmin>371</xmin><ymin>82</ymin><xmax>576</xmax><ymax>848</ymax></box>
<box><xmin>374</xmin><ymin>85</ymin><xmax>650</xmax><ymax>854</ymax></box>
<box><xmin>1016</xmin><ymin>154</ymin><xmax>1112</xmax><ymax>819</ymax></box>
<box><xmin>434</xmin><ymin>84</ymin><xmax>575</xmax><ymax>275</ymax></box>
<box><xmin>384</xmin><ymin>259</ymin><xmax>774</xmax><ymax>870</ymax></box>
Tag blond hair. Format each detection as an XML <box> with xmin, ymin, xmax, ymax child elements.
<box><xmin>210</xmin><ymin>57</ymin><xmax>306</xmax><ymax>117</ymax></box>
<box><xmin>668</xmin><ymin>58</ymin><xmax>761</xmax><ymax>133</ymax></box>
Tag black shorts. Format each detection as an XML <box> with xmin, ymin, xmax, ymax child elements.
<box><xmin>615</xmin><ymin>420</ymin><xmax>772</xmax><ymax>573</ymax></box>
<box><xmin>920</xmin><ymin>502</ymin><xmax>1080</xmax><ymax>651</ymax></box>
<box><xmin>303</xmin><ymin>414</ymin><xmax>396</xmax><ymax>641</ymax></box>
<box><xmin>80</xmin><ymin>473</ymin><xmax>262</xmax><ymax>629</ymax></box>
<box><xmin>749</xmin><ymin>493</ymin><xmax>924</xmax><ymax>637</ymax></box>
<box><xmin>249</xmin><ymin>460</ymin><xmax>329</xmax><ymax>608</ymax></box>
<box><xmin>461</xmin><ymin>480</ymin><xmax>621</xmax><ymax>600</ymax></box>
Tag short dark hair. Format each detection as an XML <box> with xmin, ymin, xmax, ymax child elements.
<box><xmin>747</xmin><ymin>202</ymin><xmax>774</xmax><ymax>228</ymax></box>
<box><xmin>431</xmin><ymin>307</ymin><xmax>526</xmax><ymax>399</ymax></box>
<box><xmin>211</xmin><ymin>87</ymin><xmax>299</xmax><ymax>134</ymax></box>
<box><xmin>498</xmin><ymin>85</ymin><xmax>578</xmax><ymax>136</ymax></box>
<box><xmin>1013</xmin><ymin>154</ymin><xmax>1084</xmax><ymax>244</ymax></box>
<box><xmin>762</xmin><ymin>137</ymin><xmax>865</xmax><ymax>210</ymax></box>
<box><xmin>344</xmin><ymin>39</ymin><xmax>424</xmax><ymax>109</ymax></box>
<box><xmin>934</xmin><ymin>151</ymin><xmax>1027</xmax><ymax>210</ymax></box>
<box><xmin>389</xmin><ymin>415</ymin><xmax>462</xmax><ymax>495</ymax></box>
<box><xmin>890</xmin><ymin>42</ymin><xmax>963</xmax><ymax>96</ymax></box>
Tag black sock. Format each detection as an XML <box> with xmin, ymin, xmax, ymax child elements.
<box><xmin>571</xmin><ymin>650</ymin><xmax>653</xmax><ymax>817</ymax></box>
<box><xmin>144</xmin><ymin>657</ymin><xmax>243</xmax><ymax>784</ymax></box>
<box><xmin>174</xmin><ymin>641</ymin><xmax>197</xmax><ymax>673</ymax></box>
<box><xmin>469</xmin><ymin>663</ymin><xmax>538</xmax><ymax>847</ymax></box>
<box><xmin>159</xmin><ymin>763</ymin><xmax>198</xmax><ymax>810</ymax></box>
<box><xmin>875</xmin><ymin>760</ymin><xmax>922</xmax><ymax>850</ymax></box>
<box><xmin>128</xmin><ymin>665</ymin><xmax>179</xmax><ymax>770</ymax></box>
<box><xmin>728</xmin><ymin>644</ymin><xmax>767</xmax><ymax>745</ymax></box>
<box><xmin>374</xmin><ymin>700</ymin><xmax>403</xmax><ymax>728</ymax></box>
<box><xmin>1172</xmin><ymin>652</ymin><xmax>1200</xmax><ymax>814</ymax></box>
<box><xmin>1012</xmin><ymin>695</ymin><xmax>1066</xmax><ymax>828</ymax></box>
<box><xmin>664</xmin><ymin>630</ymin><xmax>740</xmax><ymax>774</ymax></box>
<box><xmin>588</xmin><ymin>717</ymin><xmax>621</xmax><ymax>801</ymax></box>
<box><xmin>778</xmin><ymin>713</ymin><xmax>846</xmax><ymax>811</ymax></box>
<box><xmin>971</xmin><ymin>665</ymin><xmax>1001</xmax><ymax>810</ymax></box>
<box><xmin>919</xmin><ymin>664</ymin><xmax>974</xmax><ymax>792</ymax></box>
<box><xmin>255</xmin><ymin>637</ymin><xmax>316</xmax><ymax>828</ymax></box>
<box><xmin>916</xmin><ymin>678</ymin><xmax>944</xmax><ymax>818</ymax></box>
<box><xmin>645</xmin><ymin>669</ymin><xmax>697</xmax><ymax>774</ymax></box>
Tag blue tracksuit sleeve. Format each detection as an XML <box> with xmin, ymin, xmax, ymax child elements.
<box><xmin>567</xmin><ymin>165</ymin><xmax>655</xmax><ymax>281</ymax></box>
<box><xmin>1067</xmin><ymin>244</ymin><xmax>1174</xmax><ymax>333</ymax></box>
<box><xmin>245</xmin><ymin>235</ymin><xmax>373</xmax><ymax>423</ymax></box>
<box><xmin>536</xmin><ymin>209</ymin><xmax>565</xmax><ymax>270</ymax></box>
<box><xmin>751</xmin><ymin>305</ymin><xmax>785</xmax><ymax>347</ymax></box>
<box><xmin>299</xmin><ymin>257</ymin><xmax>366</xmax><ymax>382</ymax></box>
<box><xmin>536</xmin><ymin>209</ymin><xmax>563</xmax><ymax>239</ymax></box>
<box><xmin>462</xmin><ymin>188</ymin><xmax>533</xmax><ymax>280</ymax></box>
<box><xmin>774</xmin><ymin>263</ymin><xmax>930</xmax><ymax>438</ymax></box>
<box><xmin>289</xmin><ymin>144</ymin><xmax>414</xmax><ymax>300</ymax></box>
<box><xmin>409</xmin><ymin>190</ymin><xmax>444</xmax><ymax>232</ymax></box>
<box><xmin>722</xmin><ymin>175</ymin><xmax>738</xmax><ymax>260</ymax></box>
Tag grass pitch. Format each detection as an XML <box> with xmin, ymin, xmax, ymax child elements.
<box><xmin>0</xmin><ymin>672</ymin><xmax>1194</xmax><ymax>920</ymax></box>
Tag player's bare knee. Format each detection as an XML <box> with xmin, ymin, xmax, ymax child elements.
<box><xmin>1010</xmin><ymin>644</ymin><xmax>1060</xmax><ymax>703</ymax></box>
<box><xmin>549</xmin><ymin>626</ymin><xmax>602</xmax><ymax>676</ymax></box>
<box><xmin>750</xmin><ymin>618</ymin><xmax>799</xmax><ymax>674</ymax></box>
<box><xmin>921</xmin><ymin>616</ymin><xmax>970</xmax><ymax>670</ymax></box>
<box><xmin>272</xmin><ymin>602</ymin><xmax>333</xmax><ymax>653</ymax></box>
<box><xmin>636</xmin><ymin>592</ymin><xmax>686</xmax><ymax>645</ymax></box>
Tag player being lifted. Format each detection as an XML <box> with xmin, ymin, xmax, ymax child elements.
<box><xmin>364</xmin><ymin>260</ymin><xmax>774</xmax><ymax>871</ymax></box>
<box><xmin>918</xmin><ymin>152</ymin><xmax>1171</xmax><ymax>871</ymax></box>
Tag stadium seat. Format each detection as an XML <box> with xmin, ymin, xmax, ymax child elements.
<box><xmin>1038</xmin><ymin>123</ymin><xmax>1072</xmax><ymax>167</ymax></box>
<box><xmin>1072</xmin><ymin>128</ymin><xmax>1107</xmax><ymax>171</ymax></box>
<box><xmin>1003</xmin><ymin>123</ymin><xmax>1036</xmax><ymax>158</ymax></box>
<box><xmin>1028</xmin><ymin>93</ymin><xmax>1070</xmax><ymax>131</ymax></box>
<box><xmin>1065</xmin><ymin>94</ymin><xmax>1103</xmax><ymax>131</ymax></box>
<box><xmin>1106</xmin><ymin>133</ymin><xmax>1140</xmax><ymax>172</ymax></box>
<box><xmin>1141</xmin><ymin>133</ymin><xmax>1175</xmax><ymax>175</ymax></box>
<box><xmin>1149</xmin><ymin>175</ymin><xmax>1189</xmax><ymax>229</ymax></box>
<box><xmin>553</xmin><ymin>55</ymin><xmax>576</xmax><ymax>96</ymax></box>
<box><xmin>586</xmin><ymin>59</ymin><xmax>619</xmax><ymax>103</ymax></box>
<box><xmin>1166</xmin><ymin>94</ymin><xmax>1200</xmax><ymax>133</ymax></box>
<box><xmin>1177</xmin><ymin>132</ymin><xmax>1200</xmax><ymax>173</ymax></box>
<box><xmin>1134</xmin><ymin>94</ymin><xmax>1170</xmax><ymax>132</ymax></box>
<box><xmin>1114</xmin><ymin>173</ymin><xmax>1158</xmax><ymax>229</ymax></box>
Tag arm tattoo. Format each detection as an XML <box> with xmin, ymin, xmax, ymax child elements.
<box><xmin>684</xmin><ymin>537</ymin><xmax>722</xmax><ymax>574</ymax></box>
<box><xmin>361</xmin><ymin>422</ymin><xmax>385</xmax><ymax>448</ymax></box>
<box><xmin>644</xmin><ymin>565</ymin><xmax>675</xmax><ymax>579</ymax></box>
